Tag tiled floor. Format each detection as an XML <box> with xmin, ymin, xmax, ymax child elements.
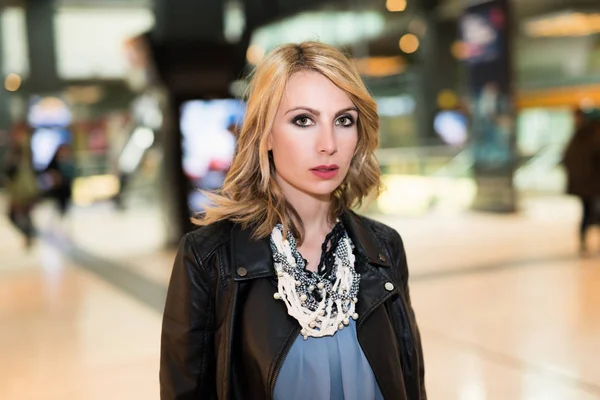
<box><xmin>1</xmin><ymin>195</ymin><xmax>599</xmax><ymax>399</ymax></box>
<box><xmin>0</xmin><ymin>225</ymin><xmax>161</xmax><ymax>399</ymax></box>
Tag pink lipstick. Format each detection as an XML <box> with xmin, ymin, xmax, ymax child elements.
<box><xmin>310</xmin><ymin>164</ymin><xmax>339</xmax><ymax>179</ymax></box>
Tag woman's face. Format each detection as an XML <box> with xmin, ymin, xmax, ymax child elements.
<box><xmin>268</xmin><ymin>70</ymin><xmax>359</xmax><ymax>201</ymax></box>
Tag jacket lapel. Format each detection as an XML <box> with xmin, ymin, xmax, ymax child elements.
<box><xmin>230</xmin><ymin>225</ymin><xmax>297</xmax><ymax>400</ymax></box>
<box><xmin>341</xmin><ymin>210</ymin><xmax>399</xmax><ymax>322</ymax></box>
<box><xmin>342</xmin><ymin>211</ymin><xmax>408</xmax><ymax>400</ymax></box>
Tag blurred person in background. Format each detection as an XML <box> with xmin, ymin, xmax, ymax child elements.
<box><xmin>3</xmin><ymin>125</ymin><xmax>39</xmax><ymax>249</ymax></box>
<box><xmin>562</xmin><ymin>108</ymin><xmax>600</xmax><ymax>255</ymax></box>
<box><xmin>160</xmin><ymin>42</ymin><xmax>426</xmax><ymax>400</ymax></box>
<box><xmin>45</xmin><ymin>143</ymin><xmax>76</xmax><ymax>221</ymax></box>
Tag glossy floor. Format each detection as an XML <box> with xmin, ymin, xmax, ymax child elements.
<box><xmin>1</xmin><ymin>196</ymin><xmax>598</xmax><ymax>399</ymax></box>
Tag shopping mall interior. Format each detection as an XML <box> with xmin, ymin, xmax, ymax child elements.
<box><xmin>1</xmin><ymin>0</ymin><xmax>600</xmax><ymax>399</ymax></box>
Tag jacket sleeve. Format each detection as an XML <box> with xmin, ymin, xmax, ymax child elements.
<box><xmin>160</xmin><ymin>233</ymin><xmax>217</xmax><ymax>400</ymax></box>
<box><xmin>390</xmin><ymin>230</ymin><xmax>427</xmax><ymax>400</ymax></box>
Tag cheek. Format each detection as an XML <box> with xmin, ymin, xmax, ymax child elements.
<box><xmin>271</xmin><ymin>130</ymin><xmax>304</xmax><ymax>172</ymax></box>
<box><xmin>340</xmin><ymin>132</ymin><xmax>359</xmax><ymax>163</ymax></box>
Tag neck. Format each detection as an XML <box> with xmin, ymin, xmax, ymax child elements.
<box><xmin>276</xmin><ymin>178</ymin><xmax>334</xmax><ymax>238</ymax></box>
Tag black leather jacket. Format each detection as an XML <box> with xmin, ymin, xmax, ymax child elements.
<box><xmin>160</xmin><ymin>210</ymin><xmax>426</xmax><ymax>400</ymax></box>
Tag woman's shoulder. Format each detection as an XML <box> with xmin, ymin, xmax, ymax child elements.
<box><xmin>182</xmin><ymin>219</ymin><xmax>235</xmax><ymax>261</ymax></box>
<box><xmin>346</xmin><ymin>210</ymin><xmax>403</xmax><ymax>245</ymax></box>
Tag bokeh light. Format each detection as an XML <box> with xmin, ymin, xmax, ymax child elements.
<box><xmin>4</xmin><ymin>73</ymin><xmax>22</xmax><ymax>92</ymax></box>
<box><xmin>386</xmin><ymin>0</ymin><xmax>407</xmax><ymax>12</ymax></box>
<box><xmin>399</xmin><ymin>34</ymin><xmax>420</xmax><ymax>54</ymax></box>
<box><xmin>246</xmin><ymin>44</ymin><xmax>265</xmax><ymax>65</ymax></box>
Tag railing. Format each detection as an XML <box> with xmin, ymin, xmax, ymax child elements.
<box><xmin>376</xmin><ymin>143</ymin><xmax>567</xmax><ymax>196</ymax></box>
<box><xmin>376</xmin><ymin>145</ymin><xmax>470</xmax><ymax>178</ymax></box>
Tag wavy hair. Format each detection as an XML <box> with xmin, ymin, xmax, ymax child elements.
<box><xmin>194</xmin><ymin>41</ymin><xmax>381</xmax><ymax>244</ymax></box>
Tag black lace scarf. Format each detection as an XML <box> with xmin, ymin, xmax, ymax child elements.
<box><xmin>298</xmin><ymin>221</ymin><xmax>347</xmax><ymax>278</ymax></box>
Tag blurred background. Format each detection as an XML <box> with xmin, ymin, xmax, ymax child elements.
<box><xmin>1</xmin><ymin>0</ymin><xmax>599</xmax><ymax>399</ymax></box>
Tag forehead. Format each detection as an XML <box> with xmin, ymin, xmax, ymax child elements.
<box><xmin>280</xmin><ymin>70</ymin><xmax>354</xmax><ymax>110</ymax></box>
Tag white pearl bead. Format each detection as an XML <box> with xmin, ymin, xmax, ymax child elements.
<box><xmin>300</xmin><ymin>294</ymin><xmax>307</xmax><ymax>302</ymax></box>
<box><xmin>352</xmin><ymin>298</ymin><xmax>358</xmax><ymax>304</ymax></box>
<box><xmin>295</xmin><ymin>280</ymin><xmax>301</xmax><ymax>286</ymax></box>
<box><xmin>317</xmin><ymin>282</ymin><xmax>324</xmax><ymax>290</ymax></box>
<box><xmin>301</xmin><ymin>329</ymin><xmax>307</xmax><ymax>336</ymax></box>
<box><xmin>343</xmin><ymin>318</ymin><xmax>350</xmax><ymax>325</ymax></box>
<box><xmin>338</xmin><ymin>323</ymin><xmax>344</xmax><ymax>330</ymax></box>
<box><xmin>273</xmin><ymin>293</ymin><xmax>281</xmax><ymax>300</ymax></box>
<box><xmin>309</xmin><ymin>321</ymin><xmax>317</xmax><ymax>328</ymax></box>
<box><xmin>352</xmin><ymin>313</ymin><xmax>359</xmax><ymax>320</ymax></box>
<box><xmin>277</xmin><ymin>271</ymin><xmax>283</xmax><ymax>277</ymax></box>
<box><xmin>303</xmin><ymin>336</ymin><xmax>308</xmax><ymax>341</ymax></box>
<box><xmin>308</xmin><ymin>285</ymin><xmax>315</xmax><ymax>292</ymax></box>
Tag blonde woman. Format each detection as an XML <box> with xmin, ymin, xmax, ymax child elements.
<box><xmin>160</xmin><ymin>42</ymin><xmax>426</xmax><ymax>400</ymax></box>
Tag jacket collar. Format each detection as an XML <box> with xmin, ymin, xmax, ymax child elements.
<box><xmin>232</xmin><ymin>209</ymin><xmax>391</xmax><ymax>281</ymax></box>
<box><xmin>340</xmin><ymin>210</ymin><xmax>392</xmax><ymax>269</ymax></box>
<box><xmin>231</xmin><ymin>224</ymin><xmax>275</xmax><ymax>281</ymax></box>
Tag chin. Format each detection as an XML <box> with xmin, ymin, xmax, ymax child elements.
<box><xmin>302</xmin><ymin>181</ymin><xmax>343</xmax><ymax>198</ymax></box>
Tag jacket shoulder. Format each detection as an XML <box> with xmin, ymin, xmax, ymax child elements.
<box><xmin>352</xmin><ymin>212</ymin><xmax>402</xmax><ymax>244</ymax></box>
<box><xmin>183</xmin><ymin>219</ymin><xmax>233</xmax><ymax>263</ymax></box>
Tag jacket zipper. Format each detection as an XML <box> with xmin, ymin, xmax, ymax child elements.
<box><xmin>268</xmin><ymin>325</ymin><xmax>301</xmax><ymax>399</ymax></box>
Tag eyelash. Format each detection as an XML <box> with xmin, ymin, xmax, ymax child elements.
<box><xmin>336</xmin><ymin>115</ymin><xmax>355</xmax><ymax>127</ymax></box>
<box><xmin>292</xmin><ymin>114</ymin><xmax>356</xmax><ymax>128</ymax></box>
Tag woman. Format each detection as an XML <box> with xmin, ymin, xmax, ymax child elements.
<box><xmin>160</xmin><ymin>42</ymin><xmax>426</xmax><ymax>400</ymax></box>
<box><xmin>563</xmin><ymin>109</ymin><xmax>600</xmax><ymax>254</ymax></box>
<box><xmin>4</xmin><ymin>128</ymin><xmax>39</xmax><ymax>249</ymax></box>
<box><xmin>46</xmin><ymin>144</ymin><xmax>76</xmax><ymax>218</ymax></box>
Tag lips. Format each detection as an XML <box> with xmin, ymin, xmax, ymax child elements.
<box><xmin>310</xmin><ymin>165</ymin><xmax>339</xmax><ymax>172</ymax></box>
<box><xmin>310</xmin><ymin>165</ymin><xmax>340</xmax><ymax>180</ymax></box>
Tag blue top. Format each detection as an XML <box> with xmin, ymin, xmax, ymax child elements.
<box><xmin>274</xmin><ymin>319</ymin><xmax>384</xmax><ymax>400</ymax></box>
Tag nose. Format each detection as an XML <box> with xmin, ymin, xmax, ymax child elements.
<box><xmin>317</xmin><ymin>125</ymin><xmax>337</xmax><ymax>155</ymax></box>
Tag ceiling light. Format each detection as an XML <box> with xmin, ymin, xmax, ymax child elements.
<box><xmin>399</xmin><ymin>34</ymin><xmax>420</xmax><ymax>54</ymax></box>
<box><xmin>354</xmin><ymin>56</ymin><xmax>406</xmax><ymax>77</ymax></box>
<box><xmin>525</xmin><ymin>12</ymin><xmax>600</xmax><ymax>37</ymax></box>
<box><xmin>4</xmin><ymin>73</ymin><xmax>22</xmax><ymax>92</ymax></box>
<box><xmin>386</xmin><ymin>0</ymin><xmax>407</xmax><ymax>12</ymax></box>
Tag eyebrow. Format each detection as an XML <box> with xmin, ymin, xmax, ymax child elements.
<box><xmin>284</xmin><ymin>106</ymin><xmax>358</xmax><ymax>117</ymax></box>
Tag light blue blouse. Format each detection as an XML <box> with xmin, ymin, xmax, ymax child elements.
<box><xmin>274</xmin><ymin>319</ymin><xmax>384</xmax><ymax>400</ymax></box>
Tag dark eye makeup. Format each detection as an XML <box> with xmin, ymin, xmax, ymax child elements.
<box><xmin>291</xmin><ymin>113</ymin><xmax>357</xmax><ymax>128</ymax></box>
<box><xmin>292</xmin><ymin>114</ymin><xmax>314</xmax><ymax>127</ymax></box>
<box><xmin>336</xmin><ymin>115</ymin><xmax>355</xmax><ymax>127</ymax></box>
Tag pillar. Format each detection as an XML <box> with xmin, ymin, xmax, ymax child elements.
<box><xmin>460</xmin><ymin>0</ymin><xmax>517</xmax><ymax>212</ymax></box>
<box><xmin>415</xmin><ymin>18</ymin><xmax>461</xmax><ymax>145</ymax></box>
<box><xmin>25</xmin><ymin>0</ymin><xmax>60</xmax><ymax>93</ymax></box>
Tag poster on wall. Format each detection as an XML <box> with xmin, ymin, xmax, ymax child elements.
<box><xmin>460</xmin><ymin>0</ymin><xmax>517</xmax><ymax>212</ymax></box>
<box><xmin>180</xmin><ymin>99</ymin><xmax>245</xmax><ymax>215</ymax></box>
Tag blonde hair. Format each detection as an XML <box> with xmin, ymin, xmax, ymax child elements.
<box><xmin>195</xmin><ymin>41</ymin><xmax>381</xmax><ymax>244</ymax></box>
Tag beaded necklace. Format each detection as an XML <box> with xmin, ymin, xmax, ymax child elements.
<box><xmin>269</xmin><ymin>222</ymin><xmax>361</xmax><ymax>339</ymax></box>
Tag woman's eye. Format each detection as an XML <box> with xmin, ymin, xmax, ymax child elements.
<box><xmin>293</xmin><ymin>116</ymin><xmax>314</xmax><ymax>127</ymax></box>
<box><xmin>336</xmin><ymin>116</ymin><xmax>355</xmax><ymax>127</ymax></box>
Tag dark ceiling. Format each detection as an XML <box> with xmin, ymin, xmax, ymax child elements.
<box><xmin>2</xmin><ymin>0</ymin><xmax>599</xmax><ymax>21</ymax></box>
<box><xmin>438</xmin><ymin>0</ymin><xmax>600</xmax><ymax>20</ymax></box>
